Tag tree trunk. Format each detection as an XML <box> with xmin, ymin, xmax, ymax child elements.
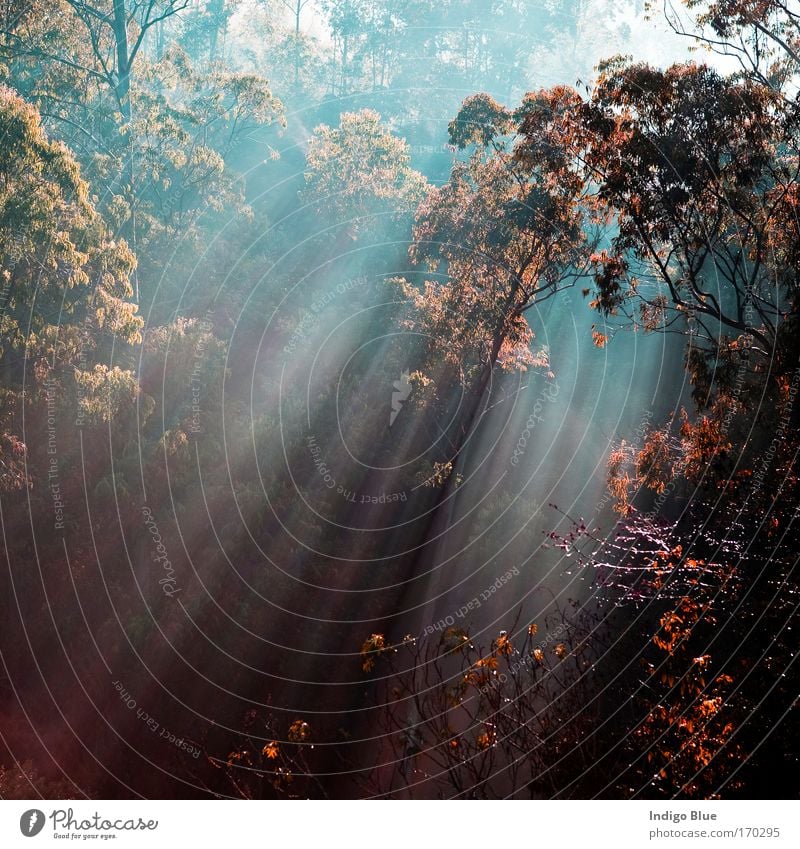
<box><xmin>413</xmin><ymin>279</ymin><xmax>525</xmax><ymax>549</ymax></box>
<box><xmin>294</xmin><ymin>3</ymin><xmax>301</xmax><ymax>89</ymax></box>
<box><xmin>112</xmin><ymin>0</ymin><xmax>131</xmax><ymax>121</ymax></box>
<box><xmin>112</xmin><ymin>0</ymin><xmax>138</xmax><ymax>299</ymax></box>
<box><xmin>209</xmin><ymin>0</ymin><xmax>226</xmax><ymax>63</ymax></box>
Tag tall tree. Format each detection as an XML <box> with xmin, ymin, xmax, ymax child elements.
<box><xmin>302</xmin><ymin>107</ymin><xmax>428</xmax><ymax>236</ymax></box>
<box><xmin>0</xmin><ymin>1</ymin><xmax>191</xmax><ymax>295</ymax></box>
<box><xmin>400</xmin><ymin>91</ymin><xmax>594</xmax><ymax>483</ymax></box>
<box><xmin>277</xmin><ymin>0</ymin><xmax>313</xmax><ymax>87</ymax></box>
<box><xmin>0</xmin><ymin>87</ymin><xmax>142</xmax><ymax>484</ymax></box>
<box><xmin>568</xmin><ymin>61</ymin><xmax>798</xmax><ymax>386</ymax></box>
<box><xmin>0</xmin><ymin>1</ymin><xmax>190</xmax><ymax>121</ymax></box>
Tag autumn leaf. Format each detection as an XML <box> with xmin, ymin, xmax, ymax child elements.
<box><xmin>288</xmin><ymin>720</ymin><xmax>311</xmax><ymax>742</ymax></box>
<box><xmin>495</xmin><ymin>631</ymin><xmax>513</xmax><ymax>655</ymax></box>
<box><xmin>476</xmin><ymin>728</ymin><xmax>496</xmax><ymax>750</ymax></box>
<box><xmin>361</xmin><ymin>633</ymin><xmax>387</xmax><ymax>673</ymax></box>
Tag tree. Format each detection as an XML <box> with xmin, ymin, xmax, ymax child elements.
<box><xmin>569</xmin><ymin>61</ymin><xmax>798</xmax><ymax>382</ymax></box>
<box><xmin>1</xmin><ymin>5</ymin><xmax>284</xmax><ymax>303</ymax></box>
<box><xmin>276</xmin><ymin>0</ymin><xmax>313</xmax><ymax>88</ymax></box>
<box><xmin>551</xmin><ymin>484</ymin><xmax>799</xmax><ymax>798</ymax></box>
<box><xmin>177</xmin><ymin>0</ymin><xmax>242</xmax><ymax>65</ymax></box>
<box><xmin>195</xmin><ymin>710</ymin><xmax>320</xmax><ymax>799</ymax></box>
<box><xmin>223</xmin><ymin>2</ymin><xmax>324</xmax><ymax>99</ymax></box>
<box><xmin>0</xmin><ymin>1</ymin><xmax>191</xmax><ymax>297</ymax></box>
<box><xmin>0</xmin><ymin>87</ymin><xmax>142</xmax><ymax>484</ymax></box>
<box><xmin>360</xmin><ymin>609</ymin><xmax>605</xmax><ymax>798</ymax></box>
<box><xmin>0</xmin><ymin>86</ymin><xmax>142</xmax><ymax>360</ymax></box>
<box><xmin>317</xmin><ymin>0</ymin><xmax>587</xmax><ymax>104</ymax></box>
<box><xmin>302</xmin><ymin>108</ymin><xmax>428</xmax><ymax>237</ymax></box>
<box><xmin>663</xmin><ymin>0</ymin><xmax>800</xmax><ymax>93</ymax></box>
<box><xmin>63</xmin><ymin>1</ymin><xmax>189</xmax><ymax>121</ymax></box>
<box><xmin>396</xmin><ymin>90</ymin><xmax>593</xmax><ymax>484</ymax></box>
<box><xmin>560</xmin><ymin>45</ymin><xmax>800</xmax><ymax>799</ymax></box>
<box><xmin>123</xmin><ymin>46</ymin><xmax>284</xmax><ymax>235</ymax></box>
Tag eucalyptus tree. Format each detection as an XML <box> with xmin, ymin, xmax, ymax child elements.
<box><xmin>397</xmin><ymin>91</ymin><xmax>595</xmax><ymax>485</ymax></box>
<box><xmin>0</xmin><ymin>87</ymin><xmax>143</xmax><ymax>486</ymax></box>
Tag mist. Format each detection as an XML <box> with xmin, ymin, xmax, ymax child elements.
<box><xmin>0</xmin><ymin>0</ymin><xmax>796</xmax><ymax>803</ymax></box>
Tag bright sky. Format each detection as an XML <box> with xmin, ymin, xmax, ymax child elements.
<box><xmin>230</xmin><ymin>0</ymin><xmax>737</xmax><ymax>89</ymax></box>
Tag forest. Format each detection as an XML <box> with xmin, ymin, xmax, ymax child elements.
<box><xmin>0</xmin><ymin>0</ymin><xmax>798</xmax><ymax>800</ymax></box>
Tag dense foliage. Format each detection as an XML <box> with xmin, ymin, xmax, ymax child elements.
<box><xmin>0</xmin><ymin>0</ymin><xmax>797</xmax><ymax>800</ymax></box>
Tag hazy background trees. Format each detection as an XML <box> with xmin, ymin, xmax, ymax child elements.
<box><xmin>0</xmin><ymin>0</ymin><xmax>797</xmax><ymax>801</ymax></box>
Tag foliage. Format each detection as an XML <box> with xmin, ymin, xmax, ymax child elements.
<box><xmin>360</xmin><ymin>608</ymin><xmax>605</xmax><ymax>798</ymax></box>
<box><xmin>302</xmin><ymin>108</ymin><xmax>427</xmax><ymax>236</ymax></box>
<box><xmin>670</xmin><ymin>0</ymin><xmax>800</xmax><ymax>92</ymax></box>
<box><xmin>0</xmin><ymin>0</ymin><xmax>798</xmax><ymax>803</ymax></box>
<box><xmin>0</xmin><ymin>86</ymin><xmax>141</xmax><ymax>351</ymax></box>
<box><xmin>550</xmin><ymin>495</ymin><xmax>798</xmax><ymax>797</ymax></box>
<box><xmin>572</xmin><ymin>61</ymin><xmax>797</xmax><ymax>373</ymax></box>
<box><xmin>388</xmin><ymin>88</ymin><xmax>593</xmax><ymax>487</ymax></box>
<box><xmin>200</xmin><ymin>709</ymin><xmax>319</xmax><ymax>799</ymax></box>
